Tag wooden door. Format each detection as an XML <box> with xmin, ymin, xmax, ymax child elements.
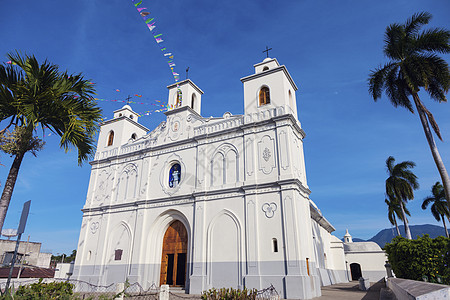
<box><xmin>160</xmin><ymin>221</ymin><xmax>188</xmax><ymax>287</ymax></box>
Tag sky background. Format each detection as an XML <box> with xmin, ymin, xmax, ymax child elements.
<box><xmin>0</xmin><ymin>0</ymin><xmax>449</xmax><ymax>255</ymax></box>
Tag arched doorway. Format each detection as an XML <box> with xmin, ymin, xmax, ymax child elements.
<box><xmin>350</xmin><ymin>263</ymin><xmax>362</xmax><ymax>281</ymax></box>
<box><xmin>160</xmin><ymin>220</ymin><xmax>188</xmax><ymax>287</ymax></box>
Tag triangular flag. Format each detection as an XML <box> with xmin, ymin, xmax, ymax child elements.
<box><xmin>137</xmin><ymin>7</ymin><xmax>147</xmax><ymax>12</ymax></box>
<box><xmin>140</xmin><ymin>12</ymin><xmax>150</xmax><ymax>17</ymax></box>
<box><xmin>134</xmin><ymin>0</ymin><xmax>142</xmax><ymax>7</ymax></box>
<box><xmin>164</xmin><ymin>53</ymin><xmax>172</xmax><ymax>56</ymax></box>
<box><xmin>145</xmin><ymin>18</ymin><xmax>154</xmax><ymax>24</ymax></box>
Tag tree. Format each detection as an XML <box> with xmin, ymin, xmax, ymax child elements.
<box><xmin>422</xmin><ymin>182</ymin><xmax>450</xmax><ymax>238</ymax></box>
<box><xmin>0</xmin><ymin>52</ymin><xmax>102</xmax><ymax>232</ymax></box>
<box><xmin>385</xmin><ymin>156</ymin><xmax>419</xmax><ymax>239</ymax></box>
<box><xmin>385</xmin><ymin>194</ymin><xmax>410</xmax><ymax>237</ymax></box>
<box><xmin>369</xmin><ymin>12</ymin><xmax>450</xmax><ymax>211</ymax></box>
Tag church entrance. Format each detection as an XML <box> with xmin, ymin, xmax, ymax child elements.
<box><xmin>160</xmin><ymin>221</ymin><xmax>188</xmax><ymax>287</ymax></box>
<box><xmin>350</xmin><ymin>263</ymin><xmax>362</xmax><ymax>280</ymax></box>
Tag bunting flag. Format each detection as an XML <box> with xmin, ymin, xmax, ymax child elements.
<box><xmin>131</xmin><ymin>0</ymin><xmax>182</xmax><ymax>107</ymax></box>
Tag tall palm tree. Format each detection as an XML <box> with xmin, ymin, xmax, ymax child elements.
<box><xmin>422</xmin><ymin>181</ymin><xmax>450</xmax><ymax>238</ymax></box>
<box><xmin>0</xmin><ymin>52</ymin><xmax>102</xmax><ymax>232</ymax></box>
<box><xmin>369</xmin><ymin>12</ymin><xmax>450</xmax><ymax>211</ymax></box>
<box><xmin>385</xmin><ymin>194</ymin><xmax>410</xmax><ymax>237</ymax></box>
<box><xmin>385</xmin><ymin>156</ymin><xmax>419</xmax><ymax>239</ymax></box>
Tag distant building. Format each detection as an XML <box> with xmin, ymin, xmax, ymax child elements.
<box><xmin>343</xmin><ymin>230</ymin><xmax>387</xmax><ymax>282</ymax></box>
<box><xmin>0</xmin><ymin>239</ymin><xmax>51</xmax><ymax>268</ymax></box>
<box><xmin>54</xmin><ymin>262</ymin><xmax>74</xmax><ymax>279</ymax></box>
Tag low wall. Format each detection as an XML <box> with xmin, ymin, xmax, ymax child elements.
<box><xmin>387</xmin><ymin>277</ymin><xmax>450</xmax><ymax>300</ymax></box>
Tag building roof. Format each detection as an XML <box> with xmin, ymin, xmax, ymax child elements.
<box><xmin>344</xmin><ymin>241</ymin><xmax>382</xmax><ymax>252</ymax></box>
<box><xmin>0</xmin><ymin>267</ymin><xmax>55</xmax><ymax>278</ymax></box>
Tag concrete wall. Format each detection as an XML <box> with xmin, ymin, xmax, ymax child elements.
<box><xmin>345</xmin><ymin>251</ymin><xmax>387</xmax><ymax>282</ymax></box>
<box><xmin>0</xmin><ymin>239</ymin><xmax>50</xmax><ymax>268</ymax></box>
<box><xmin>54</xmin><ymin>262</ymin><xmax>74</xmax><ymax>279</ymax></box>
<box><xmin>387</xmin><ymin>277</ymin><xmax>450</xmax><ymax>300</ymax></box>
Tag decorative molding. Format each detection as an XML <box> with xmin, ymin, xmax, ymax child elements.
<box><xmin>245</xmin><ymin>138</ymin><xmax>254</xmax><ymax>177</ymax></box>
<box><xmin>258</xmin><ymin>135</ymin><xmax>276</xmax><ymax>175</ymax></box>
<box><xmin>159</xmin><ymin>153</ymin><xmax>187</xmax><ymax>196</ymax></box>
<box><xmin>90</xmin><ymin>222</ymin><xmax>99</xmax><ymax>234</ymax></box>
<box><xmin>168</xmin><ymin>115</ymin><xmax>182</xmax><ymax>141</ymax></box>
<box><xmin>262</xmin><ymin>202</ymin><xmax>277</xmax><ymax>218</ymax></box>
<box><xmin>279</xmin><ymin>130</ymin><xmax>289</xmax><ymax>170</ymax></box>
<box><xmin>262</xmin><ymin>147</ymin><xmax>271</xmax><ymax>162</ymax></box>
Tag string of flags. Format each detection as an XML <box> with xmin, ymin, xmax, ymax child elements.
<box><xmin>131</xmin><ymin>0</ymin><xmax>182</xmax><ymax>106</ymax></box>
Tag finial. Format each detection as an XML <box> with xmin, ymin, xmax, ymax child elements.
<box><xmin>186</xmin><ymin>67</ymin><xmax>190</xmax><ymax>79</ymax></box>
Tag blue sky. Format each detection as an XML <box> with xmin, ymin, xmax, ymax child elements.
<box><xmin>1</xmin><ymin>0</ymin><xmax>449</xmax><ymax>255</ymax></box>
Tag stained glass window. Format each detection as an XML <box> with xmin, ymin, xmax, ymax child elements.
<box><xmin>169</xmin><ymin>163</ymin><xmax>181</xmax><ymax>188</ymax></box>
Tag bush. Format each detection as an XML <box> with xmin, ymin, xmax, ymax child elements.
<box><xmin>384</xmin><ymin>234</ymin><xmax>450</xmax><ymax>284</ymax></box>
<box><xmin>0</xmin><ymin>279</ymin><xmax>74</xmax><ymax>300</ymax></box>
<box><xmin>201</xmin><ymin>287</ymin><xmax>258</xmax><ymax>300</ymax></box>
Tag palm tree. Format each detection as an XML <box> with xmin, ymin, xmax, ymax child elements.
<box><xmin>369</xmin><ymin>12</ymin><xmax>450</xmax><ymax>211</ymax></box>
<box><xmin>385</xmin><ymin>194</ymin><xmax>410</xmax><ymax>237</ymax></box>
<box><xmin>385</xmin><ymin>156</ymin><xmax>419</xmax><ymax>239</ymax></box>
<box><xmin>422</xmin><ymin>182</ymin><xmax>450</xmax><ymax>238</ymax></box>
<box><xmin>0</xmin><ymin>52</ymin><xmax>102</xmax><ymax>232</ymax></box>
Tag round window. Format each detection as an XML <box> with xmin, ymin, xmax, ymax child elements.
<box><xmin>169</xmin><ymin>163</ymin><xmax>181</xmax><ymax>188</ymax></box>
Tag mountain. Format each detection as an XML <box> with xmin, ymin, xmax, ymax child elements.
<box><xmin>341</xmin><ymin>224</ymin><xmax>447</xmax><ymax>248</ymax></box>
<box><xmin>369</xmin><ymin>224</ymin><xmax>447</xmax><ymax>248</ymax></box>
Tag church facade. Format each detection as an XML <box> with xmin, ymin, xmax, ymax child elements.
<box><xmin>72</xmin><ymin>58</ymin><xmax>348</xmax><ymax>299</ymax></box>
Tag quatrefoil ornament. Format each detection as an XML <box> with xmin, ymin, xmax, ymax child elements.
<box><xmin>262</xmin><ymin>202</ymin><xmax>277</xmax><ymax>218</ymax></box>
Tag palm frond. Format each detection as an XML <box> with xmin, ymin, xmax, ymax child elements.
<box><xmin>415</xmin><ymin>28</ymin><xmax>450</xmax><ymax>54</ymax></box>
<box><xmin>384</xmin><ymin>24</ymin><xmax>405</xmax><ymax>60</ymax></box>
<box><xmin>404</xmin><ymin>12</ymin><xmax>431</xmax><ymax>36</ymax></box>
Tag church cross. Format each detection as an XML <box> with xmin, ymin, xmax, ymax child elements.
<box><xmin>186</xmin><ymin>67</ymin><xmax>190</xmax><ymax>79</ymax></box>
<box><xmin>125</xmin><ymin>95</ymin><xmax>132</xmax><ymax>105</ymax></box>
<box><xmin>263</xmin><ymin>46</ymin><xmax>272</xmax><ymax>58</ymax></box>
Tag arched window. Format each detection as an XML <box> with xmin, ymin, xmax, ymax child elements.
<box><xmin>131</xmin><ymin>133</ymin><xmax>137</xmax><ymax>140</ymax></box>
<box><xmin>176</xmin><ymin>89</ymin><xmax>182</xmax><ymax>107</ymax></box>
<box><xmin>272</xmin><ymin>238</ymin><xmax>278</xmax><ymax>252</ymax></box>
<box><xmin>288</xmin><ymin>90</ymin><xmax>293</xmax><ymax>108</ymax></box>
<box><xmin>259</xmin><ymin>87</ymin><xmax>270</xmax><ymax>106</ymax></box>
<box><xmin>169</xmin><ymin>163</ymin><xmax>181</xmax><ymax>188</ymax></box>
<box><xmin>107</xmin><ymin>131</ymin><xmax>114</xmax><ymax>146</ymax></box>
<box><xmin>263</xmin><ymin>66</ymin><xmax>269</xmax><ymax>71</ymax></box>
<box><xmin>191</xmin><ymin>93</ymin><xmax>196</xmax><ymax>109</ymax></box>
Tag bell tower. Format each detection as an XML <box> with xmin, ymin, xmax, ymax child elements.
<box><xmin>96</xmin><ymin>104</ymin><xmax>149</xmax><ymax>153</ymax></box>
<box><xmin>240</xmin><ymin>57</ymin><xmax>298</xmax><ymax>118</ymax></box>
<box><xmin>167</xmin><ymin>79</ymin><xmax>204</xmax><ymax>116</ymax></box>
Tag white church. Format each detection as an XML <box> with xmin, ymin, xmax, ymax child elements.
<box><xmin>72</xmin><ymin>57</ymin><xmax>385</xmax><ymax>299</ymax></box>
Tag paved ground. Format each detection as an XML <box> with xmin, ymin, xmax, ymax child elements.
<box><xmin>312</xmin><ymin>280</ymin><xmax>385</xmax><ymax>300</ymax></box>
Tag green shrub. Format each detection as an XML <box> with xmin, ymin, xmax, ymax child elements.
<box><xmin>384</xmin><ymin>234</ymin><xmax>450</xmax><ymax>284</ymax></box>
<box><xmin>201</xmin><ymin>287</ymin><xmax>258</xmax><ymax>300</ymax></box>
<box><xmin>0</xmin><ymin>279</ymin><xmax>74</xmax><ymax>300</ymax></box>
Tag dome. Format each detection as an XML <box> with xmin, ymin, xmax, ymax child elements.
<box><xmin>344</xmin><ymin>241</ymin><xmax>382</xmax><ymax>252</ymax></box>
<box><xmin>122</xmin><ymin>104</ymin><xmax>132</xmax><ymax>110</ymax></box>
<box><xmin>263</xmin><ymin>57</ymin><xmax>272</xmax><ymax>62</ymax></box>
